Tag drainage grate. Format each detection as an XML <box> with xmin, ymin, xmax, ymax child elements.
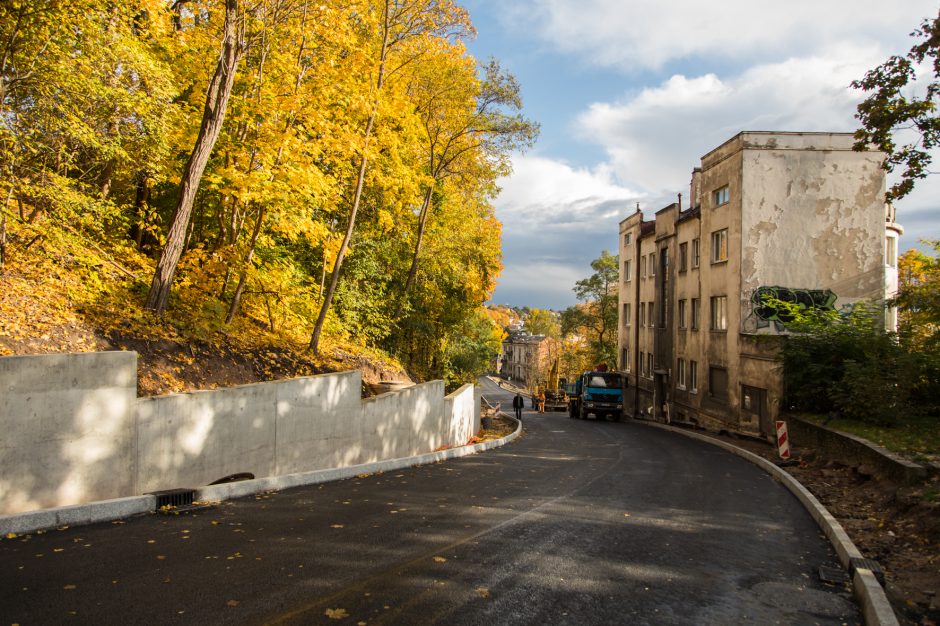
<box><xmin>149</xmin><ymin>488</ymin><xmax>196</xmax><ymax>509</ymax></box>
<box><xmin>818</xmin><ymin>564</ymin><xmax>850</xmax><ymax>585</ymax></box>
<box><xmin>849</xmin><ymin>557</ymin><xmax>886</xmax><ymax>586</ymax></box>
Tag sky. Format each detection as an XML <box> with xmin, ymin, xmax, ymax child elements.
<box><xmin>458</xmin><ymin>0</ymin><xmax>940</xmax><ymax>310</ymax></box>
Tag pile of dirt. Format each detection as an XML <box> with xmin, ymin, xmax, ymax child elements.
<box><xmin>703</xmin><ymin>431</ymin><xmax>940</xmax><ymax>626</ymax></box>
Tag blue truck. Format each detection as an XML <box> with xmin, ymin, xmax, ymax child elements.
<box><xmin>566</xmin><ymin>368</ymin><xmax>626</xmax><ymax>421</ymax></box>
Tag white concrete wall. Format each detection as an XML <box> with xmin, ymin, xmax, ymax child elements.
<box><xmin>0</xmin><ymin>352</ymin><xmax>138</xmax><ymax>513</ymax></box>
<box><xmin>0</xmin><ymin>352</ymin><xmax>477</xmax><ymax>515</ymax></box>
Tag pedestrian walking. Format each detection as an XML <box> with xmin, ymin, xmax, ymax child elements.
<box><xmin>537</xmin><ymin>391</ymin><xmax>546</xmax><ymax>413</ymax></box>
<box><xmin>512</xmin><ymin>393</ymin><xmax>524</xmax><ymax>420</ymax></box>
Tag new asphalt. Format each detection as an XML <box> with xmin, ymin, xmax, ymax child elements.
<box><xmin>0</xmin><ymin>377</ymin><xmax>859</xmax><ymax>625</ymax></box>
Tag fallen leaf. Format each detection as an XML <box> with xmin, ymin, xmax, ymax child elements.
<box><xmin>325</xmin><ymin>608</ymin><xmax>349</xmax><ymax>619</ymax></box>
<box><xmin>5</xmin><ymin>533</ymin><xmax>16</xmax><ymax>539</ymax></box>
<box><xmin>331</xmin><ymin>524</ymin><xmax>344</xmax><ymax>529</ymax></box>
<box><xmin>433</xmin><ymin>556</ymin><xmax>446</xmax><ymax>563</ymax></box>
<box><xmin>475</xmin><ymin>587</ymin><xmax>490</xmax><ymax>599</ymax></box>
<box><xmin>63</xmin><ymin>584</ymin><xmax>76</xmax><ymax>590</ymax></box>
<box><xmin>226</xmin><ymin>600</ymin><xmax>240</xmax><ymax>607</ymax></box>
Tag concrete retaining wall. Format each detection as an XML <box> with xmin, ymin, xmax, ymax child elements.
<box><xmin>788</xmin><ymin>416</ymin><xmax>929</xmax><ymax>485</ymax></box>
<box><xmin>0</xmin><ymin>351</ymin><xmax>479</xmax><ymax>515</ymax></box>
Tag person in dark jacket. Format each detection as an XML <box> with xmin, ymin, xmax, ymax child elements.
<box><xmin>512</xmin><ymin>393</ymin><xmax>524</xmax><ymax>420</ymax></box>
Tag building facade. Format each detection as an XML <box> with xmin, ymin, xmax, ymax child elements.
<box><xmin>618</xmin><ymin>132</ymin><xmax>896</xmax><ymax>437</ymax></box>
<box><xmin>500</xmin><ymin>332</ymin><xmax>548</xmax><ymax>386</ymax></box>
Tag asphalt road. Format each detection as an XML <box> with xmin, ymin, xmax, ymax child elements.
<box><xmin>0</xmin><ymin>377</ymin><xmax>858</xmax><ymax>625</ymax></box>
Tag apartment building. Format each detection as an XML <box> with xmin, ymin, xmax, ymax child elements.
<box><xmin>618</xmin><ymin>131</ymin><xmax>898</xmax><ymax>437</ymax></box>
<box><xmin>500</xmin><ymin>332</ymin><xmax>548</xmax><ymax>386</ymax></box>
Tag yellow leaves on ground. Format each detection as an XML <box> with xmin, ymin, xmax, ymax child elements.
<box><xmin>475</xmin><ymin>586</ymin><xmax>490</xmax><ymax>599</ymax></box>
<box><xmin>325</xmin><ymin>608</ymin><xmax>349</xmax><ymax>619</ymax></box>
<box><xmin>432</xmin><ymin>556</ymin><xmax>447</xmax><ymax>563</ymax></box>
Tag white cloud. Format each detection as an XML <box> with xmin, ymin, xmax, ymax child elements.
<box><xmin>512</xmin><ymin>0</ymin><xmax>937</xmax><ymax>71</ymax></box>
<box><xmin>496</xmin><ymin>155</ymin><xmax>641</xmax><ymax>231</ymax></box>
<box><xmin>575</xmin><ymin>45</ymin><xmax>882</xmax><ymax>192</ymax></box>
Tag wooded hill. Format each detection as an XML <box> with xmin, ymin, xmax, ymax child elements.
<box><xmin>0</xmin><ymin>0</ymin><xmax>537</xmax><ymax>392</ymax></box>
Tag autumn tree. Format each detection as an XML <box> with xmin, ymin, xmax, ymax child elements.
<box><xmin>308</xmin><ymin>0</ymin><xmax>472</xmax><ymax>354</ymax></box>
<box><xmin>145</xmin><ymin>0</ymin><xmax>246</xmax><ymax>313</ymax></box>
<box><xmin>561</xmin><ymin>250</ymin><xmax>619</xmax><ymax>367</ymax></box>
<box><xmin>853</xmin><ymin>10</ymin><xmax>940</xmax><ymax>201</ymax></box>
<box><xmin>525</xmin><ymin>308</ymin><xmax>559</xmax><ymax>338</ymax></box>
<box><xmin>402</xmin><ymin>55</ymin><xmax>537</xmax><ymax>294</ymax></box>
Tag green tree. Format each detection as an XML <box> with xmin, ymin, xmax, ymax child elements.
<box><xmin>561</xmin><ymin>250</ymin><xmax>619</xmax><ymax>367</ymax></box>
<box><xmin>774</xmin><ymin>299</ymin><xmax>918</xmax><ymax>425</ymax></box>
<box><xmin>525</xmin><ymin>308</ymin><xmax>559</xmax><ymax>338</ymax></box>
<box><xmin>853</xmin><ymin>10</ymin><xmax>940</xmax><ymax>201</ymax></box>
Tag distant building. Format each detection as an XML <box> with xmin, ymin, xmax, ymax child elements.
<box><xmin>618</xmin><ymin>131</ymin><xmax>898</xmax><ymax>437</ymax></box>
<box><xmin>500</xmin><ymin>332</ymin><xmax>548</xmax><ymax>386</ymax></box>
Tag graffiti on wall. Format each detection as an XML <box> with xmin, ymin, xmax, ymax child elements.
<box><xmin>750</xmin><ymin>286</ymin><xmax>837</xmax><ymax>324</ymax></box>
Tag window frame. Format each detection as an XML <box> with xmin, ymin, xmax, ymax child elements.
<box><xmin>678</xmin><ymin>242</ymin><xmax>688</xmax><ymax>272</ymax></box>
<box><xmin>678</xmin><ymin>299</ymin><xmax>687</xmax><ymax>329</ymax></box>
<box><xmin>691</xmin><ymin>298</ymin><xmax>700</xmax><ymax>330</ymax></box>
<box><xmin>708</xmin><ymin>366</ymin><xmax>729</xmax><ymax>402</ymax></box>
<box><xmin>677</xmin><ymin>357</ymin><xmax>686</xmax><ymax>389</ymax></box>
<box><xmin>711</xmin><ymin>228</ymin><xmax>728</xmax><ymax>264</ymax></box>
<box><xmin>710</xmin><ymin>295</ymin><xmax>728</xmax><ymax>331</ymax></box>
<box><xmin>713</xmin><ymin>185</ymin><xmax>729</xmax><ymax>206</ymax></box>
<box><xmin>623</xmin><ymin>259</ymin><xmax>632</xmax><ymax>282</ymax></box>
<box><xmin>689</xmin><ymin>360</ymin><xmax>698</xmax><ymax>393</ymax></box>
<box><xmin>623</xmin><ymin>303</ymin><xmax>631</xmax><ymax>326</ymax></box>
<box><xmin>691</xmin><ymin>238</ymin><xmax>700</xmax><ymax>268</ymax></box>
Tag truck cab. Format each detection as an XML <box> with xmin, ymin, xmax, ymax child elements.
<box><xmin>567</xmin><ymin>369</ymin><xmax>626</xmax><ymax>421</ymax></box>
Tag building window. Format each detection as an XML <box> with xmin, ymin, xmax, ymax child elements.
<box><xmin>713</xmin><ymin>185</ymin><xmax>729</xmax><ymax>206</ymax></box>
<box><xmin>649</xmin><ymin>253</ymin><xmax>656</xmax><ymax>277</ymax></box>
<box><xmin>624</xmin><ymin>232</ymin><xmax>632</xmax><ymax>246</ymax></box>
<box><xmin>621</xmin><ymin>347</ymin><xmax>629</xmax><ymax>371</ymax></box>
<box><xmin>678</xmin><ymin>299</ymin><xmax>687</xmax><ymax>329</ymax></box>
<box><xmin>691</xmin><ymin>238</ymin><xmax>700</xmax><ymax>268</ymax></box>
<box><xmin>709</xmin><ymin>366</ymin><xmax>729</xmax><ymax>402</ymax></box>
<box><xmin>623</xmin><ymin>259</ymin><xmax>632</xmax><ymax>281</ymax></box>
<box><xmin>647</xmin><ymin>353</ymin><xmax>653</xmax><ymax>378</ymax></box>
<box><xmin>711</xmin><ymin>296</ymin><xmax>727</xmax><ymax>331</ymax></box>
<box><xmin>689</xmin><ymin>360</ymin><xmax>698</xmax><ymax>393</ymax></box>
<box><xmin>677</xmin><ymin>357</ymin><xmax>686</xmax><ymax>389</ymax></box>
<box><xmin>886</xmin><ymin>236</ymin><xmax>897</xmax><ymax>268</ymax></box>
<box><xmin>679</xmin><ymin>242</ymin><xmax>688</xmax><ymax>272</ymax></box>
<box><xmin>711</xmin><ymin>229</ymin><xmax>728</xmax><ymax>263</ymax></box>
<box><xmin>639</xmin><ymin>351</ymin><xmax>645</xmax><ymax>376</ymax></box>
<box><xmin>649</xmin><ymin>302</ymin><xmax>654</xmax><ymax>327</ymax></box>
<box><xmin>623</xmin><ymin>303</ymin><xmax>631</xmax><ymax>326</ymax></box>
<box><xmin>640</xmin><ymin>256</ymin><xmax>646</xmax><ymax>278</ymax></box>
<box><xmin>691</xmin><ymin>298</ymin><xmax>700</xmax><ymax>330</ymax></box>
<box><xmin>639</xmin><ymin>302</ymin><xmax>646</xmax><ymax>327</ymax></box>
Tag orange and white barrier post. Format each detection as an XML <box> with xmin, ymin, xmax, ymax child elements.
<box><xmin>776</xmin><ymin>420</ymin><xmax>791</xmax><ymax>459</ymax></box>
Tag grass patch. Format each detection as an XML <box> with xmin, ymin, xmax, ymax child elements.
<box><xmin>802</xmin><ymin>413</ymin><xmax>940</xmax><ymax>459</ymax></box>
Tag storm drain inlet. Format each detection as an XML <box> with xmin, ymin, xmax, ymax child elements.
<box><xmin>150</xmin><ymin>488</ymin><xmax>196</xmax><ymax>510</ymax></box>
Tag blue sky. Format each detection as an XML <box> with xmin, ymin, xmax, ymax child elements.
<box><xmin>460</xmin><ymin>0</ymin><xmax>939</xmax><ymax>310</ymax></box>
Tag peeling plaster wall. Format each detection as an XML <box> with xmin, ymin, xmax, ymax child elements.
<box><xmin>0</xmin><ymin>352</ymin><xmax>474</xmax><ymax>515</ymax></box>
<box><xmin>739</xmin><ymin>135</ymin><xmax>886</xmax><ymax>332</ymax></box>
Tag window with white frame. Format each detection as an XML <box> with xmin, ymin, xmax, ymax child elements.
<box><xmin>713</xmin><ymin>185</ymin><xmax>729</xmax><ymax>206</ymax></box>
<box><xmin>624</xmin><ymin>232</ymin><xmax>632</xmax><ymax>247</ymax></box>
<box><xmin>679</xmin><ymin>242</ymin><xmax>688</xmax><ymax>272</ymax></box>
<box><xmin>649</xmin><ymin>253</ymin><xmax>656</xmax><ymax>277</ymax></box>
<box><xmin>711</xmin><ymin>295</ymin><xmax>727</xmax><ymax>331</ymax></box>
<box><xmin>647</xmin><ymin>353</ymin><xmax>653</xmax><ymax>378</ymax></box>
<box><xmin>677</xmin><ymin>358</ymin><xmax>686</xmax><ymax>388</ymax></box>
<box><xmin>678</xmin><ymin>299</ymin><xmax>687</xmax><ymax>329</ymax></box>
<box><xmin>691</xmin><ymin>298</ymin><xmax>700</xmax><ymax>330</ymax></box>
<box><xmin>623</xmin><ymin>303</ymin><xmax>631</xmax><ymax>326</ymax></box>
<box><xmin>640</xmin><ymin>256</ymin><xmax>646</xmax><ymax>278</ymax></box>
<box><xmin>711</xmin><ymin>229</ymin><xmax>728</xmax><ymax>263</ymax></box>
<box><xmin>689</xmin><ymin>360</ymin><xmax>698</xmax><ymax>392</ymax></box>
<box><xmin>639</xmin><ymin>302</ymin><xmax>646</xmax><ymax>327</ymax></box>
<box><xmin>691</xmin><ymin>238</ymin><xmax>700</xmax><ymax>268</ymax></box>
<box><xmin>623</xmin><ymin>259</ymin><xmax>632</xmax><ymax>281</ymax></box>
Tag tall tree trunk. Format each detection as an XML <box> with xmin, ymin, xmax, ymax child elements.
<box><xmin>403</xmin><ymin>184</ymin><xmax>433</xmax><ymax>294</ymax></box>
<box><xmin>308</xmin><ymin>1</ymin><xmax>390</xmax><ymax>354</ymax></box>
<box><xmin>144</xmin><ymin>0</ymin><xmax>242</xmax><ymax>313</ymax></box>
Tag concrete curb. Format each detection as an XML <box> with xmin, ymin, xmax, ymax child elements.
<box><xmin>0</xmin><ymin>418</ymin><xmax>523</xmax><ymax>537</ymax></box>
<box><xmin>640</xmin><ymin>420</ymin><xmax>899</xmax><ymax>626</ymax></box>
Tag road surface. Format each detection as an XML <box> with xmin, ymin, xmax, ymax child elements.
<box><xmin>0</xmin><ymin>376</ymin><xmax>858</xmax><ymax>625</ymax></box>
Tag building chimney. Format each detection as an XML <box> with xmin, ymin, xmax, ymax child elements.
<box><xmin>690</xmin><ymin>167</ymin><xmax>703</xmax><ymax>208</ymax></box>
